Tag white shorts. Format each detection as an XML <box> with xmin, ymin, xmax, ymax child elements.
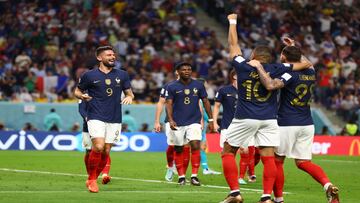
<box><xmin>225</xmin><ymin>119</ymin><xmax>279</xmax><ymax>148</ymax></box>
<box><xmin>165</xmin><ymin>122</ymin><xmax>175</xmax><ymax>145</ymax></box>
<box><xmin>170</xmin><ymin>123</ymin><xmax>202</xmax><ymax>146</ymax></box>
<box><xmin>220</xmin><ymin>129</ymin><xmax>228</xmax><ymax>148</ymax></box>
<box><xmin>275</xmin><ymin>125</ymin><xmax>314</xmax><ymax>160</ymax></box>
<box><xmin>82</xmin><ymin>132</ymin><xmax>92</xmax><ymax>150</ymax></box>
<box><xmin>87</xmin><ymin>120</ymin><xmax>122</xmax><ymax>144</ymax></box>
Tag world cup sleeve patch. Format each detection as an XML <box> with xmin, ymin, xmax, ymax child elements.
<box><xmin>282</xmin><ymin>63</ymin><xmax>291</xmax><ymax>67</ymax></box>
<box><xmin>281</xmin><ymin>73</ymin><xmax>292</xmax><ymax>81</ymax></box>
<box><xmin>234</xmin><ymin>56</ymin><xmax>245</xmax><ymax>63</ymax></box>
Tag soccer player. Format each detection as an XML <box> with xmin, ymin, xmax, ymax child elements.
<box><xmin>154</xmin><ymin>73</ymin><xmax>191</xmax><ymax>182</ymax></box>
<box><xmin>166</xmin><ymin>62</ymin><xmax>214</xmax><ymax>186</ymax></box>
<box><xmin>251</xmin><ymin>37</ymin><xmax>340</xmax><ymax>203</ymax></box>
<box><xmin>213</xmin><ymin>69</ymin><xmax>255</xmax><ymax>184</ymax></box>
<box><xmin>220</xmin><ymin>14</ymin><xmax>311</xmax><ymax>203</ymax></box>
<box><xmin>79</xmin><ymin>99</ymin><xmax>112</xmax><ymax>184</ymax></box>
<box><xmin>74</xmin><ymin>46</ymin><xmax>134</xmax><ymax>193</ymax></box>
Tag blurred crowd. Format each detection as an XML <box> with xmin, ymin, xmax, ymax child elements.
<box><xmin>198</xmin><ymin>0</ymin><xmax>360</xmax><ymax>132</ymax></box>
<box><xmin>0</xmin><ymin>0</ymin><xmax>230</xmax><ymax>104</ymax></box>
<box><xmin>1</xmin><ymin>0</ymin><xmax>360</xmax><ymax>130</ymax></box>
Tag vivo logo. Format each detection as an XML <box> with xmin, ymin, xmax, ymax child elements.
<box><xmin>112</xmin><ymin>134</ymin><xmax>150</xmax><ymax>152</ymax></box>
<box><xmin>0</xmin><ymin>131</ymin><xmax>77</xmax><ymax>151</ymax></box>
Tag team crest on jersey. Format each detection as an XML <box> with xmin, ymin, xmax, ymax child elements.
<box><xmin>115</xmin><ymin>77</ymin><xmax>121</xmax><ymax>84</ymax></box>
<box><xmin>105</xmin><ymin>79</ymin><xmax>111</xmax><ymax>85</ymax></box>
<box><xmin>184</xmin><ymin>89</ymin><xmax>190</xmax><ymax>95</ymax></box>
<box><xmin>193</xmin><ymin>88</ymin><xmax>198</xmax><ymax>95</ymax></box>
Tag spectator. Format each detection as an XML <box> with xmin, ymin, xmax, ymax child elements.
<box><xmin>44</xmin><ymin>108</ymin><xmax>62</xmax><ymax>131</ymax></box>
<box><xmin>139</xmin><ymin>123</ymin><xmax>150</xmax><ymax>132</ymax></box>
<box><xmin>22</xmin><ymin>122</ymin><xmax>37</xmax><ymax>131</ymax></box>
<box><xmin>341</xmin><ymin>115</ymin><xmax>359</xmax><ymax>136</ymax></box>
<box><xmin>122</xmin><ymin>110</ymin><xmax>137</xmax><ymax>132</ymax></box>
<box><xmin>70</xmin><ymin>122</ymin><xmax>80</xmax><ymax>132</ymax></box>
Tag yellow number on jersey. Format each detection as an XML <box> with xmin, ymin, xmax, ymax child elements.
<box><xmin>290</xmin><ymin>83</ymin><xmax>315</xmax><ymax>106</ymax></box>
<box><xmin>184</xmin><ymin>97</ymin><xmax>191</xmax><ymax>104</ymax></box>
<box><xmin>242</xmin><ymin>80</ymin><xmax>271</xmax><ymax>102</ymax></box>
<box><xmin>106</xmin><ymin>88</ymin><xmax>113</xmax><ymax>97</ymax></box>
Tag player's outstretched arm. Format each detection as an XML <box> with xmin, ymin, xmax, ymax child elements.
<box><xmin>122</xmin><ymin>89</ymin><xmax>134</xmax><ymax>105</ymax></box>
<box><xmin>212</xmin><ymin>102</ymin><xmax>221</xmax><ymax>132</ymax></box>
<box><xmin>247</xmin><ymin>60</ymin><xmax>284</xmax><ymax>91</ymax></box>
<box><xmin>228</xmin><ymin>14</ymin><xmax>242</xmax><ymax>59</ymax></box>
<box><xmin>165</xmin><ymin>99</ymin><xmax>177</xmax><ymax>130</ymax></box>
<box><xmin>74</xmin><ymin>87</ymin><xmax>92</xmax><ymax>101</ymax></box>
<box><xmin>154</xmin><ymin>97</ymin><xmax>165</xmax><ymax>132</ymax></box>
<box><xmin>202</xmin><ymin>98</ymin><xmax>215</xmax><ymax>132</ymax></box>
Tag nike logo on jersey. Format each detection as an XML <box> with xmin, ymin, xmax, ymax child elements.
<box><xmin>176</xmin><ymin>90</ymin><xmax>183</xmax><ymax>94</ymax></box>
<box><xmin>93</xmin><ymin>80</ymin><xmax>100</xmax><ymax>83</ymax></box>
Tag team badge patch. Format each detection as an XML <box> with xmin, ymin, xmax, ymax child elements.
<box><xmin>105</xmin><ymin>79</ymin><xmax>111</xmax><ymax>85</ymax></box>
<box><xmin>184</xmin><ymin>89</ymin><xmax>190</xmax><ymax>95</ymax></box>
<box><xmin>193</xmin><ymin>88</ymin><xmax>198</xmax><ymax>95</ymax></box>
<box><xmin>115</xmin><ymin>77</ymin><xmax>121</xmax><ymax>84</ymax></box>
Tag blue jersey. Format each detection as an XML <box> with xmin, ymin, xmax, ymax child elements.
<box><xmin>78</xmin><ymin>68</ymin><xmax>131</xmax><ymax>123</ymax></box>
<box><xmin>78</xmin><ymin>100</ymin><xmax>89</xmax><ymax>133</ymax></box>
<box><xmin>215</xmin><ymin>85</ymin><xmax>237</xmax><ymax>129</ymax></box>
<box><xmin>232</xmin><ymin>56</ymin><xmax>293</xmax><ymax>120</ymax></box>
<box><xmin>160</xmin><ymin>81</ymin><xmax>176</xmax><ymax>123</ymax></box>
<box><xmin>278</xmin><ymin>69</ymin><xmax>316</xmax><ymax>126</ymax></box>
<box><xmin>166</xmin><ymin>79</ymin><xmax>207</xmax><ymax>126</ymax></box>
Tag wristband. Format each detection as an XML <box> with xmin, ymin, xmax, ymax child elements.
<box><xmin>229</xmin><ymin>19</ymin><xmax>237</xmax><ymax>25</ymax></box>
<box><xmin>208</xmin><ymin>119</ymin><xmax>214</xmax><ymax>122</ymax></box>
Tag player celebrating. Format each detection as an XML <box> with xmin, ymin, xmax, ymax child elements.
<box><xmin>74</xmin><ymin>46</ymin><xmax>134</xmax><ymax>193</ymax></box>
<box><xmin>220</xmin><ymin>14</ymin><xmax>311</xmax><ymax>203</ymax></box>
<box><xmin>79</xmin><ymin>100</ymin><xmax>112</xmax><ymax>184</ymax></box>
<box><xmin>251</xmin><ymin>37</ymin><xmax>340</xmax><ymax>203</ymax></box>
<box><xmin>166</xmin><ymin>62</ymin><xmax>214</xmax><ymax>186</ymax></box>
<box><xmin>213</xmin><ymin>70</ymin><xmax>255</xmax><ymax>184</ymax></box>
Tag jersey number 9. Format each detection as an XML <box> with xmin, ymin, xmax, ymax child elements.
<box><xmin>106</xmin><ymin>88</ymin><xmax>113</xmax><ymax>96</ymax></box>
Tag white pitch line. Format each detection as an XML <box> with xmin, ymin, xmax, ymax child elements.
<box><xmin>316</xmin><ymin>159</ymin><xmax>360</xmax><ymax>164</ymax></box>
<box><xmin>0</xmin><ymin>168</ymin><xmax>291</xmax><ymax>194</ymax></box>
<box><xmin>0</xmin><ymin>191</ymin><xmax>227</xmax><ymax>194</ymax></box>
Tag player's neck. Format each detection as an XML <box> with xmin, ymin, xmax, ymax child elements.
<box><xmin>232</xmin><ymin>82</ymin><xmax>237</xmax><ymax>89</ymax></box>
<box><xmin>99</xmin><ymin>65</ymin><xmax>113</xmax><ymax>74</ymax></box>
<box><xmin>179</xmin><ymin>78</ymin><xmax>191</xmax><ymax>85</ymax></box>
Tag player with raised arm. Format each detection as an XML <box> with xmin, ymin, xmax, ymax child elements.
<box><xmin>74</xmin><ymin>46</ymin><xmax>134</xmax><ymax>193</ymax></box>
<box><xmin>166</xmin><ymin>62</ymin><xmax>214</xmax><ymax>186</ymax></box>
<box><xmin>213</xmin><ymin>70</ymin><xmax>256</xmax><ymax>184</ymax></box>
<box><xmin>250</xmin><ymin>37</ymin><xmax>340</xmax><ymax>203</ymax></box>
<box><xmin>220</xmin><ymin>14</ymin><xmax>312</xmax><ymax>203</ymax></box>
<box><xmin>79</xmin><ymin>100</ymin><xmax>112</xmax><ymax>185</ymax></box>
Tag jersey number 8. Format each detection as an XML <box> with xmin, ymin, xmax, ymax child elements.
<box><xmin>184</xmin><ymin>97</ymin><xmax>191</xmax><ymax>104</ymax></box>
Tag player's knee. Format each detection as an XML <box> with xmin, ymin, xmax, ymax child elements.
<box><xmin>295</xmin><ymin>160</ymin><xmax>309</xmax><ymax>168</ymax></box>
<box><xmin>174</xmin><ymin>146</ymin><xmax>184</xmax><ymax>153</ymax></box>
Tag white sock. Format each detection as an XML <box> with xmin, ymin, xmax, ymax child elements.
<box><xmin>191</xmin><ymin>174</ymin><xmax>197</xmax><ymax>178</ymax></box>
<box><xmin>324</xmin><ymin>182</ymin><xmax>332</xmax><ymax>191</ymax></box>
<box><xmin>274</xmin><ymin>197</ymin><xmax>284</xmax><ymax>202</ymax></box>
<box><xmin>261</xmin><ymin>194</ymin><xmax>271</xmax><ymax>198</ymax></box>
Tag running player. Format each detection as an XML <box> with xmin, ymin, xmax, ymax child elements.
<box><xmin>251</xmin><ymin>37</ymin><xmax>340</xmax><ymax>203</ymax></box>
<box><xmin>220</xmin><ymin>14</ymin><xmax>312</xmax><ymax>203</ymax></box>
<box><xmin>74</xmin><ymin>46</ymin><xmax>134</xmax><ymax>193</ymax></box>
<box><xmin>166</xmin><ymin>62</ymin><xmax>214</xmax><ymax>186</ymax></box>
<box><xmin>79</xmin><ymin>99</ymin><xmax>112</xmax><ymax>184</ymax></box>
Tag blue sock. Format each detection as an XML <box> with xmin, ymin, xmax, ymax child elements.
<box><xmin>200</xmin><ymin>149</ymin><xmax>208</xmax><ymax>170</ymax></box>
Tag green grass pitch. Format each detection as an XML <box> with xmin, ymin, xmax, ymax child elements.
<box><xmin>0</xmin><ymin>151</ymin><xmax>359</xmax><ymax>203</ymax></box>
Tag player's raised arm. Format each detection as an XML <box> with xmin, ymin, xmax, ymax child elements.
<box><xmin>228</xmin><ymin>14</ymin><xmax>242</xmax><ymax>59</ymax></box>
<box><xmin>247</xmin><ymin>60</ymin><xmax>285</xmax><ymax>91</ymax></box>
<box><xmin>154</xmin><ymin>96</ymin><xmax>166</xmax><ymax>132</ymax></box>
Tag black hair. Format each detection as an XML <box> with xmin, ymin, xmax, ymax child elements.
<box><xmin>95</xmin><ymin>46</ymin><xmax>115</xmax><ymax>56</ymax></box>
<box><xmin>174</xmin><ymin>62</ymin><xmax>192</xmax><ymax>71</ymax></box>
<box><xmin>281</xmin><ymin>46</ymin><xmax>302</xmax><ymax>63</ymax></box>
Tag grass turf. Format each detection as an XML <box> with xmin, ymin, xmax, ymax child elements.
<box><xmin>0</xmin><ymin>151</ymin><xmax>359</xmax><ymax>203</ymax></box>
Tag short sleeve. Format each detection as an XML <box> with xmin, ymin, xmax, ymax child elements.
<box><xmin>232</xmin><ymin>56</ymin><xmax>246</xmax><ymax>65</ymax></box>
<box><xmin>78</xmin><ymin>72</ymin><xmax>90</xmax><ymax>91</ymax></box>
<box><xmin>122</xmin><ymin>72</ymin><xmax>131</xmax><ymax>90</ymax></box>
<box><xmin>199</xmin><ymin>83</ymin><xmax>208</xmax><ymax>99</ymax></box>
<box><xmin>160</xmin><ymin>87</ymin><xmax>166</xmax><ymax>98</ymax></box>
<box><xmin>269</xmin><ymin>63</ymin><xmax>294</xmax><ymax>78</ymax></box>
<box><xmin>165</xmin><ymin>85</ymin><xmax>174</xmax><ymax>100</ymax></box>
<box><xmin>278</xmin><ymin>72</ymin><xmax>294</xmax><ymax>86</ymax></box>
<box><xmin>215</xmin><ymin>88</ymin><xmax>224</xmax><ymax>102</ymax></box>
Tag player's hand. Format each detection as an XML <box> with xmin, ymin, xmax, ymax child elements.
<box><xmin>227</xmin><ymin>13</ymin><xmax>237</xmax><ymax>20</ymax></box>
<box><xmin>247</xmin><ymin>60</ymin><xmax>262</xmax><ymax>69</ymax></box>
<box><xmin>214</xmin><ymin>122</ymin><xmax>220</xmax><ymax>132</ymax></box>
<box><xmin>122</xmin><ymin>96</ymin><xmax>133</xmax><ymax>105</ymax></box>
<box><xmin>81</xmin><ymin>93</ymin><xmax>92</xmax><ymax>101</ymax></box>
<box><xmin>169</xmin><ymin>121</ymin><xmax>178</xmax><ymax>130</ymax></box>
<box><xmin>200</xmin><ymin>118</ymin><xmax>204</xmax><ymax>130</ymax></box>
<box><xmin>282</xmin><ymin>36</ymin><xmax>295</xmax><ymax>46</ymax></box>
<box><xmin>208</xmin><ymin>121</ymin><xmax>216</xmax><ymax>133</ymax></box>
<box><xmin>153</xmin><ymin>122</ymin><xmax>162</xmax><ymax>133</ymax></box>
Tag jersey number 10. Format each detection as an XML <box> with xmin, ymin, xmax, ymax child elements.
<box><xmin>242</xmin><ymin>80</ymin><xmax>271</xmax><ymax>102</ymax></box>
